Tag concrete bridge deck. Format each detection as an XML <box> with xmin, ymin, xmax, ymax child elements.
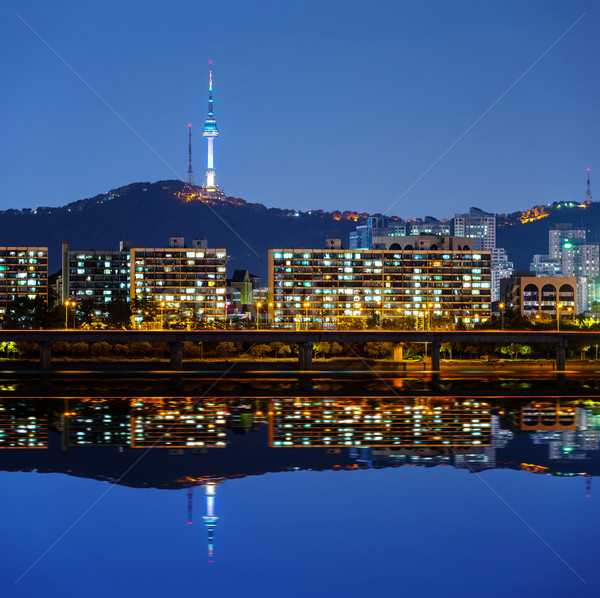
<box><xmin>0</xmin><ymin>329</ymin><xmax>597</xmax><ymax>371</ymax></box>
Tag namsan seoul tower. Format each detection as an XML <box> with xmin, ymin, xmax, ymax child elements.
<box><xmin>202</xmin><ymin>481</ymin><xmax>220</xmax><ymax>563</ymax></box>
<box><xmin>202</xmin><ymin>61</ymin><xmax>219</xmax><ymax>191</ymax></box>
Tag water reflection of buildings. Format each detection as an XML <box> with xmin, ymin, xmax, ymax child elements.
<box><xmin>0</xmin><ymin>397</ymin><xmax>598</xmax><ymax>481</ymax></box>
<box><xmin>0</xmin><ymin>400</ymin><xmax>47</xmax><ymax>448</ymax></box>
<box><xmin>269</xmin><ymin>398</ymin><xmax>492</xmax><ymax>448</ymax></box>
<box><xmin>131</xmin><ymin>399</ymin><xmax>227</xmax><ymax>449</ymax></box>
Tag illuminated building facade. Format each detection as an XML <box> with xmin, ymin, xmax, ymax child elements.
<box><xmin>0</xmin><ymin>400</ymin><xmax>47</xmax><ymax>448</ymax></box>
<box><xmin>268</xmin><ymin>246</ymin><xmax>492</xmax><ymax>328</ymax></box>
<box><xmin>491</xmin><ymin>248</ymin><xmax>514</xmax><ymax>302</ymax></box>
<box><xmin>453</xmin><ymin>207</ymin><xmax>496</xmax><ymax>251</ymax></box>
<box><xmin>130</xmin><ymin>246</ymin><xmax>227</xmax><ymax>320</ymax></box>
<box><xmin>549</xmin><ymin>224</ymin><xmax>587</xmax><ymax>260</ymax></box>
<box><xmin>66</xmin><ymin>399</ymin><xmax>131</xmax><ymax>446</ymax></box>
<box><xmin>269</xmin><ymin>398</ymin><xmax>492</xmax><ymax>448</ymax></box>
<box><xmin>500</xmin><ymin>275</ymin><xmax>576</xmax><ymax>317</ymax></box>
<box><xmin>0</xmin><ymin>247</ymin><xmax>48</xmax><ymax>315</ymax></box>
<box><xmin>131</xmin><ymin>399</ymin><xmax>227</xmax><ymax>448</ymax></box>
<box><xmin>62</xmin><ymin>242</ymin><xmax>130</xmax><ymax>310</ymax></box>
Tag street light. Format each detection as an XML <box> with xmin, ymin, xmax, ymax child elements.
<box><xmin>428</xmin><ymin>303</ymin><xmax>434</xmax><ymax>331</ymax></box>
<box><xmin>268</xmin><ymin>302</ymin><xmax>274</xmax><ymax>329</ymax></box>
<box><xmin>499</xmin><ymin>302</ymin><xmax>505</xmax><ymax>331</ymax></box>
<box><xmin>160</xmin><ymin>302</ymin><xmax>165</xmax><ymax>329</ymax></box>
<box><xmin>557</xmin><ymin>302</ymin><xmax>562</xmax><ymax>332</ymax></box>
<box><xmin>256</xmin><ymin>302</ymin><xmax>262</xmax><ymax>330</ymax></box>
<box><xmin>64</xmin><ymin>300</ymin><xmax>73</xmax><ymax>329</ymax></box>
<box><xmin>303</xmin><ymin>301</ymin><xmax>310</xmax><ymax>329</ymax></box>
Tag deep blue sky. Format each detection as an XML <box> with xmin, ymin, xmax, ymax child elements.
<box><xmin>1</xmin><ymin>0</ymin><xmax>599</xmax><ymax>219</ymax></box>
<box><xmin>2</xmin><ymin>468</ymin><xmax>599</xmax><ymax>597</ymax></box>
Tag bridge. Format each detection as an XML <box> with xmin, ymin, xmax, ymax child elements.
<box><xmin>0</xmin><ymin>329</ymin><xmax>598</xmax><ymax>371</ymax></box>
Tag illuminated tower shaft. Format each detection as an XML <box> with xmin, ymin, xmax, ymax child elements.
<box><xmin>202</xmin><ymin>61</ymin><xmax>219</xmax><ymax>189</ymax></box>
<box><xmin>202</xmin><ymin>482</ymin><xmax>219</xmax><ymax>562</ymax></box>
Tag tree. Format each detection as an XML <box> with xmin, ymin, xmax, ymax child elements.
<box><xmin>77</xmin><ymin>297</ymin><xmax>97</xmax><ymax>327</ymax></box>
<box><xmin>131</xmin><ymin>296</ymin><xmax>157</xmax><ymax>324</ymax></box>
<box><xmin>363</xmin><ymin>342</ymin><xmax>393</xmax><ymax>359</ymax></box>
<box><xmin>249</xmin><ymin>344</ymin><xmax>272</xmax><ymax>358</ymax></box>
<box><xmin>90</xmin><ymin>342</ymin><xmax>111</xmax><ymax>357</ymax></box>
<box><xmin>105</xmin><ymin>296</ymin><xmax>132</xmax><ymax>329</ymax></box>
<box><xmin>440</xmin><ymin>342</ymin><xmax>452</xmax><ymax>359</ymax></box>
<box><xmin>330</xmin><ymin>342</ymin><xmax>344</xmax><ymax>356</ymax></box>
<box><xmin>314</xmin><ymin>342</ymin><xmax>331</xmax><ymax>358</ymax></box>
<box><xmin>520</xmin><ymin>345</ymin><xmax>533</xmax><ymax>359</ymax></box>
<box><xmin>1</xmin><ymin>297</ymin><xmax>48</xmax><ymax>329</ymax></box>
<box><xmin>214</xmin><ymin>342</ymin><xmax>238</xmax><ymax>357</ymax></box>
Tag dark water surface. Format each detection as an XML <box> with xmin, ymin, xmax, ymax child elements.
<box><xmin>1</xmin><ymin>372</ymin><xmax>599</xmax><ymax>597</ymax></box>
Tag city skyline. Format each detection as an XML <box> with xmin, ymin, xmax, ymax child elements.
<box><xmin>1</xmin><ymin>1</ymin><xmax>599</xmax><ymax>220</ymax></box>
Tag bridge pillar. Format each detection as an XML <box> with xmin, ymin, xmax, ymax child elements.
<box><xmin>393</xmin><ymin>344</ymin><xmax>403</xmax><ymax>361</ymax></box>
<box><xmin>298</xmin><ymin>342</ymin><xmax>313</xmax><ymax>370</ymax></box>
<box><xmin>431</xmin><ymin>341</ymin><xmax>441</xmax><ymax>372</ymax></box>
<box><xmin>170</xmin><ymin>341</ymin><xmax>183</xmax><ymax>371</ymax></box>
<box><xmin>556</xmin><ymin>339</ymin><xmax>567</xmax><ymax>371</ymax></box>
<box><xmin>40</xmin><ymin>341</ymin><xmax>52</xmax><ymax>370</ymax></box>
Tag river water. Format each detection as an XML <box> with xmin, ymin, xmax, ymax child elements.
<box><xmin>0</xmin><ymin>372</ymin><xmax>599</xmax><ymax>597</ymax></box>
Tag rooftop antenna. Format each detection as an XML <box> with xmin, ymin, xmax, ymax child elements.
<box><xmin>586</xmin><ymin>168</ymin><xmax>592</xmax><ymax>203</ymax></box>
<box><xmin>187</xmin><ymin>124</ymin><xmax>195</xmax><ymax>187</ymax></box>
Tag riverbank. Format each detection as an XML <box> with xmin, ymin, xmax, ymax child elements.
<box><xmin>2</xmin><ymin>356</ymin><xmax>600</xmax><ymax>372</ymax></box>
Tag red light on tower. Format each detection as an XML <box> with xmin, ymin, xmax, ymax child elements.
<box><xmin>188</xmin><ymin>123</ymin><xmax>192</xmax><ymax>128</ymax></box>
<box><xmin>588</xmin><ymin>168</ymin><xmax>591</xmax><ymax>172</ymax></box>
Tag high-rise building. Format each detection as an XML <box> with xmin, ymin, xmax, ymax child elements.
<box><xmin>561</xmin><ymin>242</ymin><xmax>600</xmax><ymax>313</ymax></box>
<box><xmin>530</xmin><ymin>254</ymin><xmax>562</xmax><ymax>277</ymax></box>
<box><xmin>62</xmin><ymin>242</ymin><xmax>130</xmax><ymax>311</ymax></box>
<box><xmin>408</xmin><ymin>217</ymin><xmax>451</xmax><ymax>237</ymax></box>
<box><xmin>131</xmin><ymin>245</ymin><xmax>227</xmax><ymax>320</ymax></box>
<box><xmin>491</xmin><ymin>248</ymin><xmax>514</xmax><ymax>302</ymax></box>
<box><xmin>0</xmin><ymin>247</ymin><xmax>48</xmax><ymax>315</ymax></box>
<box><xmin>268</xmin><ymin>244</ymin><xmax>492</xmax><ymax>328</ymax></box>
<box><xmin>548</xmin><ymin>223</ymin><xmax>587</xmax><ymax>260</ymax></box>
<box><xmin>453</xmin><ymin>207</ymin><xmax>496</xmax><ymax>251</ymax></box>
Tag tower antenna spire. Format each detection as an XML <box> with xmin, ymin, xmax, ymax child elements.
<box><xmin>187</xmin><ymin>124</ymin><xmax>195</xmax><ymax>187</ymax></box>
<box><xmin>586</xmin><ymin>168</ymin><xmax>592</xmax><ymax>203</ymax></box>
<box><xmin>202</xmin><ymin>60</ymin><xmax>219</xmax><ymax>192</ymax></box>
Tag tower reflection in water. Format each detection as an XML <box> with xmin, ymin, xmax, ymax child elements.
<box><xmin>0</xmin><ymin>396</ymin><xmax>598</xmax><ymax>560</ymax></box>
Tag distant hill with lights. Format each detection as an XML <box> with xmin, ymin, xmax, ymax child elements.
<box><xmin>0</xmin><ymin>180</ymin><xmax>362</xmax><ymax>281</ymax></box>
<box><xmin>496</xmin><ymin>199</ymin><xmax>599</xmax><ymax>269</ymax></box>
<box><xmin>0</xmin><ymin>179</ymin><xmax>597</xmax><ymax>278</ymax></box>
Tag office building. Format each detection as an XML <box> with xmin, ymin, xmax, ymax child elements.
<box><xmin>561</xmin><ymin>243</ymin><xmax>600</xmax><ymax>313</ymax></box>
<box><xmin>269</xmin><ymin>243</ymin><xmax>492</xmax><ymax>328</ymax></box>
<box><xmin>0</xmin><ymin>247</ymin><xmax>48</xmax><ymax>315</ymax></box>
<box><xmin>548</xmin><ymin>223</ymin><xmax>587</xmax><ymax>260</ymax></box>
<box><xmin>453</xmin><ymin>207</ymin><xmax>496</xmax><ymax>251</ymax></box>
<box><xmin>530</xmin><ymin>254</ymin><xmax>561</xmax><ymax>277</ymax></box>
<box><xmin>491</xmin><ymin>248</ymin><xmax>514</xmax><ymax>302</ymax></box>
<box><xmin>408</xmin><ymin>217</ymin><xmax>451</xmax><ymax>236</ymax></box>
<box><xmin>499</xmin><ymin>274</ymin><xmax>576</xmax><ymax>317</ymax></box>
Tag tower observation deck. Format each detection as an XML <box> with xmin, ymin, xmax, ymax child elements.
<box><xmin>202</xmin><ymin>61</ymin><xmax>219</xmax><ymax>191</ymax></box>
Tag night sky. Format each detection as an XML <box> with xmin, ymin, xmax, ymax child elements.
<box><xmin>1</xmin><ymin>1</ymin><xmax>599</xmax><ymax>219</ymax></box>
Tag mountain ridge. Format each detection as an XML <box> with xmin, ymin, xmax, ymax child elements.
<box><xmin>0</xmin><ymin>179</ymin><xmax>597</xmax><ymax>280</ymax></box>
